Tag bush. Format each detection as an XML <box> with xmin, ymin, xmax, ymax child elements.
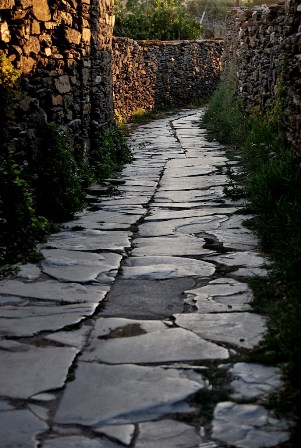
<box><xmin>114</xmin><ymin>0</ymin><xmax>203</xmax><ymax>40</ymax></box>
<box><xmin>203</xmin><ymin>71</ymin><xmax>301</xmax><ymax>437</ymax></box>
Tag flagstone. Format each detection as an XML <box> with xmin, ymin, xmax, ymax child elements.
<box><xmin>0</xmin><ymin>302</ymin><xmax>97</xmax><ymax>337</ymax></box>
<box><xmin>175</xmin><ymin>312</ymin><xmax>266</xmax><ymax>349</ymax></box>
<box><xmin>83</xmin><ymin>327</ymin><xmax>228</xmax><ymax>363</ymax></box>
<box><xmin>132</xmin><ymin>236</ymin><xmax>212</xmax><ymax>257</ymax></box>
<box><xmin>0</xmin><ymin>342</ymin><xmax>77</xmax><ymax>399</ymax></box>
<box><xmin>41</xmin><ymin>249</ymin><xmax>121</xmax><ymax>283</ymax></box>
<box><xmin>184</xmin><ymin>278</ymin><xmax>253</xmax><ymax>313</ymax></box>
<box><xmin>229</xmin><ymin>363</ymin><xmax>283</xmax><ymax>399</ymax></box>
<box><xmin>135</xmin><ymin>419</ymin><xmax>202</xmax><ymax>448</ymax></box>
<box><xmin>43</xmin><ymin>436</ymin><xmax>121</xmax><ymax>448</ymax></box>
<box><xmin>93</xmin><ymin>424</ymin><xmax>135</xmax><ymax>446</ymax></box>
<box><xmin>46</xmin><ymin>230</ymin><xmax>132</xmax><ymax>253</ymax></box>
<box><xmin>212</xmin><ymin>402</ymin><xmax>289</xmax><ymax>448</ymax></box>
<box><xmin>0</xmin><ymin>410</ymin><xmax>48</xmax><ymax>448</ymax></box>
<box><xmin>55</xmin><ymin>363</ymin><xmax>205</xmax><ymax>425</ymax></box>
<box><xmin>0</xmin><ymin>279</ymin><xmax>108</xmax><ymax>303</ymax></box>
<box><xmin>122</xmin><ymin>256</ymin><xmax>215</xmax><ymax>280</ymax></box>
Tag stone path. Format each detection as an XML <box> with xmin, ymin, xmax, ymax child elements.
<box><xmin>0</xmin><ymin>109</ymin><xmax>290</xmax><ymax>447</ymax></box>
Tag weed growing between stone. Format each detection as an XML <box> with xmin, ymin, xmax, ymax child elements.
<box><xmin>0</xmin><ymin>54</ymin><xmax>132</xmax><ymax>268</ymax></box>
<box><xmin>203</xmin><ymin>76</ymin><xmax>301</xmax><ymax>442</ymax></box>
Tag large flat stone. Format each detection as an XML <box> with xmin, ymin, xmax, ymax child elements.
<box><xmin>135</xmin><ymin>419</ymin><xmax>202</xmax><ymax>448</ymax></box>
<box><xmin>229</xmin><ymin>363</ymin><xmax>283</xmax><ymax>399</ymax></box>
<box><xmin>0</xmin><ymin>279</ymin><xmax>108</xmax><ymax>303</ymax></box>
<box><xmin>41</xmin><ymin>249</ymin><xmax>121</xmax><ymax>283</ymax></box>
<box><xmin>94</xmin><ymin>424</ymin><xmax>135</xmax><ymax>446</ymax></box>
<box><xmin>43</xmin><ymin>436</ymin><xmax>121</xmax><ymax>448</ymax></box>
<box><xmin>0</xmin><ymin>342</ymin><xmax>77</xmax><ymax>399</ymax></box>
<box><xmin>55</xmin><ymin>363</ymin><xmax>204</xmax><ymax>425</ymax></box>
<box><xmin>0</xmin><ymin>409</ymin><xmax>48</xmax><ymax>448</ymax></box>
<box><xmin>212</xmin><ymin>402</ymin><xmax>289</xmax><ymax>448</ymax></box>
<box><xmin>132</xmin><ymin>236</ymin><xmax>212</xmax><ymax>257</ymax></box>
<box><xmin>83</xmin><ymin>326</ymin><xmax>228</xmax><ymax>363</ymax></box>
<box><xmin>0</xmin><ymin>302</ymin><xmax>97</xmax><ymax>337</ymax></box>
<box><xmin>184</xmin><ymin>278</ymin><xmax>253</xmax><ymax>313</ymax></box>
<box><xmin>175</xmin><ymin>312</ymin><xmax>266</xmax><ymax>349</ymax></box>
<box><xmin>122</xmin><ymin>256</ymin><xmax>215</xmax><ymax>280</ymax></box>
<box><xmin>45</xmin><ymin>229</ymin><xmax>132</xmax><ymax>253</ymax></box>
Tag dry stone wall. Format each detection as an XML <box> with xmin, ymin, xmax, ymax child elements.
<box><xmin>224</xmin><ymin>0</ymin><xmax>301</xmax><ymax>153</ymax></box>
<box><xmin>0</xmin><ymin>0</ymin><xmax>114</xmax><ymax>155</ymax></box>
<box><xmin>113</xmin><ymin>38</ymin><xmax>223</xmax><ymax>120</ymax></box>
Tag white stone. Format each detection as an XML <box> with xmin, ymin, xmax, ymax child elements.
<box><xmin>122</xmin><ymin>256</ymin><xmax>215</xmax><ymax>280</ymax></box>
<box><xmin>94</xmin><ymin>424</ymin><xmax>135</xmax><ymax>446</ymax></box>
<box><xmin>135</xmin><ymin>419</ymin><xmax>201</xmax><ymax>448</ymax></box>
<box><xmin>83</xmin><ymin>327</ymin><xmax>228</xmax><ymax>363</ymax></box>
<box><xmin>0</xmin><ymin>409</ymin><xmax>48</xmax><ymax>448</ymax></box>
<box><xmin>46</xmin><ymin>229</ymin><xmax>132</xmax><ymax>253</ymax></box>
<box><xmin>0</xmin><ymin>303</ymin><xmax>97</xmax><ymax>337</ymax></box>
<box><xmin>212</xmin><ymin>402</ymin><xmax>289</xmax><ymax>448</ymax></box>
<box><xmin>45</xmin><ymin>326</ymin><xmax>91</xmax><ymax>349</ymax></box>
<box><xmin>132</xmin><ymin>235</ymin><xmax>212</xmax><ymax>257</ymax></box>
<box><xmin>55</xmin><ymin>363</ymin><xmax>204</xmax><ymax>425</ymax></box>
<box><xmin>0</xmin><ymin>342</ymin><xmax>77</xmax><ymax>399</ymax></box>
<box><xmin>0</xmin><ymin>279</ymin><xmax>109</xmax><ymax>303</ymax></box>
<box><xmin>43</xmin><ymin>436</ymin><xmax>120</xmax><ymax>448</ymax></box>
<box><xmin>229</xmin><ymin>363</ymin><xmax>283</xmax><ymax>399</ymax></box>
<box><xmin>175</xmin><ymin>312</ymin><xmax>266</xmax><ymax>349</ymax></box>
<box><xmin>41</xmin><ymin>249</ymin><xmax>121</xmax><ymax>283</ymax></box>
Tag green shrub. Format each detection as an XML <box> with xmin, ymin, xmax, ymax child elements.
<box><xmin>90</xmin><ymin>124</ymin><xmax>132</xmax><ymax>181</ymax></box>
<box><xmin>114</xmin><ymin>0</ymin><xmax>203</xmax><ymax>40</ymax></box>
<box><xmin>0</xmin><ymin>152</ymin><xmax>49</xmax><ymax>264</ymax></box>
<box><xmin>33</xmin><ymin>123</ymin><xmax>86</xmax><ymax>221</ymax></box>
<box><xmin>203</xmin><ymin>71</ymin><xmax>301</xmax><ymax>434</ymax></box>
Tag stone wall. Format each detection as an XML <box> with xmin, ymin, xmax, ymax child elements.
<box><xmin>224</xmin><ymin>0</ymin><xmax>301</xmax><ymax>153</ymax></box>
<box><xmin>0</xmin><ymin>0</ymin><xmax>114</xmax><ymax>155</ymax></box>
<box><xmin>113</xmin><ymin>37</ymin><xmax>223</xmax><ymax>120</ymax></box>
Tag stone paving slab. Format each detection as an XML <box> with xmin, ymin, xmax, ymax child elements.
<box><xmin>55</xmin><ymin>363</ymin><xmax>205</xmax><ymax>426</ymax></box>
<box><xmin>41</xmin><ymin>249</ymin><xmax>122</xmax><ymax>284</ymax></box>
<box><xmin>0</xmin><ymin>409</ymin><xmax>48</xmax><ymax>448</ymax></box>
<box><xmin>175</xmin><ymin>312</ymin><xmax>266</xmax><ymax>349</ymax></box>
<box><xmin>122</xmin><ymin>256</ymin><xmax>215</xmax><ymax>279</ymax></box>
<box><xmin>0</xmin><ymin>341</ymin><xmax>77</xmax><ymax>399</ymax></box>
<box><xmin>83</xmin><ymin>326</ymin><xmax>228</xmax><ymax>363</ymax></box>
<box><xmin>0</xmin><ymin>278</ymin><xmax>109</xmax><ymax>303</ymax></box>
<box><xmin>212</xmin><ymin>402</ymin><xmax>289</xmax><ymax>448</ymax></box>
<box><xmin>45</xmin><ymin>229</ymin><xmax>132</xmax><ymax>253</ymax></box>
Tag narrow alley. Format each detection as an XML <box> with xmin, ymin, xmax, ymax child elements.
<box><xmin>0</xmin><ymin>109</ymin><xmax>290</xmax><ymax>448</ymax></box>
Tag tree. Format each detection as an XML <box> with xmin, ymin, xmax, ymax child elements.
<box><xmin>114</xmin><ymin>0</ymin><xmax>203</xmax><ymax>40</ymax></box>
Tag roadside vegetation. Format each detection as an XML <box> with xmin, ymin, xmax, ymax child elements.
<box><xmin>0</xmin><ymin>53</ymin><xmax>131</xmax><ymax>271</ymax></box>
<box><xmin>114</xmin><ymin>0</ymin><xmax>203</xmax><ymax>40</ymax></box>
<box><xmin>202</xmin><ymin>70</ymin><xmax>301</xmax><ymax>443</ymax></box>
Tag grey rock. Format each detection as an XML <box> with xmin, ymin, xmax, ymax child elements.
<box><xmin>83</xmin><ymin>326</ymin><xmax>228</xmax><ymax>363</ymax></box>
<box><xmin>45</xmin><ymin>326</ymin><xmax>91</xmax><ymax>349</ymax></box>
<box><xmin>0</xmin><ymin>302</ymin><xmax>97</xmax><ymax>337</ymax></box>
<box><xmin>184</xmin><ymin>278</ymin><xmax>253</xmax><ymax>313</ymax></box>
<box><xmin>55</xmin><ymin>363</ymin><xmax>204</xmax><ymax>425</ymax></box>
<box><xmin>0</xmin><ymin>342</ymin><xmax>77</xmax><ymax>399</ymax></box>
<box><xmin>122</xmin><ymin>256</ymin><xmax>215</xmax><ymax>280</ymax></box>
<box><xmin>41</xmin><ymin>249</ymin><xmax>121</xmax><ymax>283</ymax></box>
<box><xmin>43</xmin><ymin>436</ymin><xmax>121</xmax><ymax>448</ymax></box>
<box><xmin>132</xmin><ymin>235</ymin><xmax>212</xmax><ymax>257</ymax></box>
<box><xmin>46</xmin><ymin>229</ymin><xmax>132</xmax><ymax>253</ymax></box>
<box><xmin>0</xmin><ymin>279</ymin><xmax>109</xmax><ymax>303</ymax></box>
<box><xmin>94</xmin><ymin>424</ymin><xmax>135</xmax><ymax>446</ymax></box>
<box><xmin>0</xmin><ymin>409</ymin><xmax>48</xmax><ymax>448</ymax></box>
<box><xmin>175</xmin><ymin>312</ymin><xmax>266</xmax><ymax>349</ymax></box>
<box><xmin>212</xmin><ymin>402</ymin><xmax>290</xmax><ymax>448</ymax></box>
<box><xmin>135</xmin><ymin>419</ymin><xmax>202</xmax><ymax>448</ymax></box>
<box><xmin>229</xmin><ymin>363</ymin><xmax>283</xmax><ymax>399</ymax></box>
